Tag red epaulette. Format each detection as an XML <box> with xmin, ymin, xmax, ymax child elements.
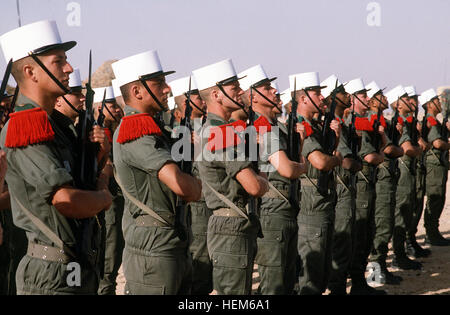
<box><xmin>302</xmin><ymin>121</ymin><xmax>314</xmax><ymax>138</ymax></box>
<box><xmin>369</xmin><ymin>114</ymin><xmax>387</xmax><ymax>128</ymax></box>
<box><xmin>207</xmin><ymin>120</ymin><xmax>246</xmax><ymax>152</ymax></box>
<box><xmin>355</xmin><ymin>117</ymin><xmax>374</xmax><ymax>131</ymax></box>
<box><xmin>104</xmin><ymin>128</ymin><xmax>113</xmax><ymax>143</ymax></box>
<box><xmin>397</xmin><ymin>116</ymin><xmax>404</xmax><ymax>126</ymax></box>
<box><xmin>335</xmin><ymin>117</ymin><xmax>344</xmax><ymax>124</ymax></box>
<box><xmin>116</xmin><ymin>113</ymin><xmax>161</xmax><ymax>144</ymax></box>
<box><xmin>253</xmin><ymin>116</ymin><xmax>272</xmax><ymax>135</ymax></box>
<box><xmin>427</xmin><ymin>116</ymin><xmax>438</xmax><ymax>126</ymax></box>
<box><xmin>5</xmin><ymin>108</ymin><xmax>55</xmax><ymax>148</ymax></box>
<box><xmin>406</xmin><ymin>116</ymin><xmax>414</xmax><ymax>124</ymax></box>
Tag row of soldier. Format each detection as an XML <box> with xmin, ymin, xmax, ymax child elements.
<box><xmin>0</xmin><ymin>20</ymin><xmax>449</xmax><ymax>295</ymax></box>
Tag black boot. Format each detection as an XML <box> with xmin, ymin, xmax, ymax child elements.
<box><xmin>349</xmin><ymin>274</ymin><xmax>387</xmax><ymax>295</ymax></box>
<box><xmin>378</xmin><ymin>267</ymin><xmax>403</xmax><ymax>285</ymax></box>
<box><xmin>391</xmin><ymin>255</ymin><xmax>423</xmax><ymax>270</ymax></box>
<box><xmin>406</xmin><ymin>238</ymin><xmax>431</xmax><ymax>258</ymax></box>
<box><xmin>425</xmin><ymin>232</ymin><xmax>450</xmax><ymax>246</ymax></box>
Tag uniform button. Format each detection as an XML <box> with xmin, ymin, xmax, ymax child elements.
<box><xmin>43</xmin><ymin>255</ymin><xmax>47</xmax><ymax>260</ymax></box>
<box><xmin>43</xmin><ymin>246</ymin><xmax>48</xmax><ymax>251</ymax></box>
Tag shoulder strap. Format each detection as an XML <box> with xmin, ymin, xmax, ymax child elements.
<box><xmin>13</xmin><ymin>195</ymin><xmax>76</xmax><ymax>258</ymax></box>
<box><xmin>203</xmin><ymin>180</ymin><xmax>249</xmax><ymax>220</ymax></box>
<box><xmin>113</xmin><ymin>167</ymin><xmax>171</xmax><ymax>226</ymax></box>
<box><xmin>267</xmin><ymin>181</ymin><xmax>290</xmax><ymax>204</ymax></box>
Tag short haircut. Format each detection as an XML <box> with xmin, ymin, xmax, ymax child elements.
<box><xmin>198</xmin><ymin>86</ymin><xmax>219</xmax><ymax>104</ymax></box>
<box><xmin>11</xmin><ymin>56</ymin><xmax>37</xmax><ymax>83</ymax></box>
<box><xmin>120</xmin><ymin>80</ymin><xmax>143</xmax><ymax>104</ymax></box>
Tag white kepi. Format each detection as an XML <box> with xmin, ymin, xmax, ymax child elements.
<box><xmin>111</xmin><ymin>79</ymin><xmax>122</xmax><ymax>98</ymax></box>
<box><xmin>280</xmin><ymin>88</ymin><xmax>291</xmax><ymax>106</ymax></box>
<box><xmin>68</xmin><ymin>68</ymin><xmax>83</xmax><ymax>91</ymax></box>
<box><xmin>288</xmin><ymin>72</ymin><xmax>326</xmax><ymax>92</ymax></box>
<box><xmin>271</xmin><ymin>81</ymin><xmax>281</xmax><ymax>95</ymax></box>
<box><xmin>192</xmin><ymin>59</ymin><xmax>243</xmax><ymax>91</ymax></box>
<box><xmin>366</xmin><ymin>81</ymin><xmax>383</xmax><ymax>99</ymax></box>
<box><xmin>111</xmin><ymin>50</ymin><xmax>175</xmax><ymax>88</ymax></box>
<box><xmin>93</xmin><ymin>86</ymin><xmax>115</xmax><ymax>103</ymax></box>
<box><xmin>418</xmin><ymin>88</ymin><xmax>438</xmax><ymax>105</ymax></box>
<box><xmin>345</xmin><ymin>78</ymin><xmax>370</xmax><ymax>95</ymax></box>
<box><xmin>168</xmin><ymin>76</ymin><xmax>198</xmax><ymax>97</ymax></box>
<box><xmin>404</xmin><ymin>86</ymin><xmax>420</xmax><ymax>98</ymax></box>
<box><xmin>0</xmin><ymin>20</ymin><xmax>76</xmax><ymax>63</ymax></box>
<box><xmin>237</xmin><ymin>64</ymin><xmax>276</xmax><ymax>92</ymax></box>
<box><xmin>321</xmin><ymin>74</ymin><xmax>343</xmax><ymax>98</ymax></box>
<box><xmin>385</xmin><ymin>85</ymin><xmax>408</xmax><ymax>105</ymax></box>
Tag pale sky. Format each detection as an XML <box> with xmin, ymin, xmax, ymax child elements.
<box><xmin>0</xmin><ymin>0</ymin><xmax>449</xmax><ymax>94</ymax></box>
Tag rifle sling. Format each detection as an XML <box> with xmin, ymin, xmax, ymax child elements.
<box><xmin>113</xmin><ymin>167</ymin><xmax>172</xmax><ymax>226</ymax></box>
<box><xmin>203</xmin><ymin>180</ymin><xmax>249</xmax><ymax>220</ymax></box>
<box><xmin>267</xmin><ymin>181</ymin><xmax>290</xmax><ymax>204</ymax></box>
<box><xmin>13</xmin><ymin>195</ymin><xmax>76</xmax><ymax>259</ymax></box>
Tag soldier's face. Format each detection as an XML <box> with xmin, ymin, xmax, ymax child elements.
<box><xmin>409</xmin><ymin>96</ymin><xmax>418</xmax><ymax>111</ymax></box>
<box><xmin>143</xmin><ymin>75</ymin><xmax>171</xmax><ymax>111</ymax></box>
<box><xmin>64</xmin><ymin>91</ymin><xmax>85</xmax><ymax>112</ymax></box>
<box><xmin>254</xmin><ymin>82</ymin><xmax>278</xmax><ymax>108</ymax></box>
<box><xmin>220</xmin><ymin>81</ymin><xmax>244</xmax><ymax>111</ymax></box>
<box><xmin>190</xmin><ymin>93</ymin><xmax>206</xmax><ymax>117</ymax></box>
<box><xmin>306</xmin><ymin>88</ymin><xmax>324</xmax><ymax>113</ymax></box>
<box><xmin>336</xmin><ymin>91</ymin><xmax>350</xmax><ymax>108</ymax></box>
<box><xmin>353</xmin><ymin>92</ymin><xmax>369</xmax><ymax>114</ymax></box>
<box><xmin>103</xmin><ymin>101</ymin><xmax>123</xmax><ymax>122</ymax></box>
<box><xmin>398</xmin><ymin>96</ymin><xmax>411</xmax><ymax>113</ymax></box>
<box><xmin>37</xmin><ymin>49</ymin><xmax>73</xmax><ymax>95</ymax></box>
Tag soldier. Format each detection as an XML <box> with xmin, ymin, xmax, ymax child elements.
<box><xmin>0</xmin><ymin>82</ymin><xmax>24</xmax><ymax>295</ymax></box>
<box><xmin>168</xmin><ymin>76</ymin><xmax>212</xmax><ymax>295</ymax></box>
<box><xmin>419</xmin><ymin>89</ymin><xmax>450</xmax><ymax>246</ymax></box>
<box><xmin>0</xmin><ymin>20</ymin><xmax>112</xmax><ymax>295</ymax></box>
<box><xmin>238</xmin><ymin>65</ymin><xmax>306</xmax><ymax>294</ymax></box>
<box><xmin>322</xmin><ymin>75</ymin><xmax>362</xmax><ymax>295</ymax></box>
<box><xmin>405</xmin><ymin>86</ymin><xmax>432</xmax><ymax>258</ymax></box>
<box><xmin>192</xmin><ymin>59</ymin><xmax>269</xmax><ymax>295</ymax></box>
<box><xmin>345</xmin><ymin>78</ymin><xmax>387</xmax><ymax>295</ymax></box>
<box><xmin>92</xmin><ymin>86</ymin><xmax>125</xmax><ymax>295</ymax></box>
<box><xmin>364</xmin><ymin>82</ymin><xmax>404</xmax><ymax>283</ymax></box>
<box><xmin>384</xmin><ymin>86</ymin><xmax>423</xmax><ymax>270</ymax></box>
<box><xmin>112</xmin><ymin>50</ymin><xmax>202</xmax><ymax>294</ymax></box>
<box><xmin>289</xmin><ymin>71</ymin><xmax>342</xmax><ymax>295</ymax></box>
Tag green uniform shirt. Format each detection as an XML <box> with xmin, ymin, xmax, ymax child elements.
<box><xmin>335</xmin><ymin>114</ymin><xmax>353</xmax><ymax>180</ymax></box>
<box><xmin>0</xmin><ymin>94</ymin><xmax>76</xmax><ymax>247</ymax></box>
<box><xmin>113</xmin><ymin>105</ymin><xmax>176</xmax><ymax>218</ymax></box>
<box><xmin>197</xmin><ymin>113</ymin><xmax>252</xmax><ymax>211</ymax></box>
<box><xmin>299</xmin><ymin>115</ymin><xmax>324</xmax><ymax>180</ymax></box>
<box><xmin>425</xmin><ymin>113</ymin><xmax>448</xmax><ymax>166</ymax></box>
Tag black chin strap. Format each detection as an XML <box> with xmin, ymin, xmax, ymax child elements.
<box><xmin>101</xmin><ymin>101</ymin><xmax>119</xmax><ymax>123</ymax></box>
<box><xmin>139</xmin><ymin>78</ymin><xmax>167</xmax><ymax>113</ymax></box>
<box><xmin>352</xmin><ymin>93</ymin><xmax>370</xmax><ymax>110</ymax></box>
<box><xmin>251</xmin><ymin>86</ymin><xmax>283</xmax><ymax>113</ymax></box>
<box><xmin>184</xmin><ymin>93</ymin><xmax>206</xmax><ymax>116</ymax></box>
<box><xmin>29</xmin><ymin>53</ymin><xmax>70</xmax><ymax>94</ymax></box>
<box><xmin>302</xmin><ymin>89</ymin><xmax>323</xmax><ymax>120</ymax></box>
<box><xmin>216</xmin><ymin>83</ymin><xmax>248</xmax><ymax>117</ymax></box>
<box><xmin>62</xmin><ymin>95</ymin><xmax>81</xmax><ymax>115</ymax></box>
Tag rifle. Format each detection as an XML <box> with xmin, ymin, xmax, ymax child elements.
<box><xmin>420</xmin><ymin>105</ymin><xmax>429</xmax><ymax>171</ymax></box>
<box><xmin>317</xmin><ymin>80</ymin><xmax>339</xmax><ymax>195</ymax></box>
<box><xmin>286</xmin><ymin>79</ymin><xmax>300</xmax><ymax>212</ymax></box>
<box><xmin>174</xmin><ymin>77</ymin><xmax>193</xmax><ymax>241</ymax></box>
<box><xmin>246</xmin><ymin>86</ymin><xmax>259</xmax><ymax>217</ymax></box>
<box><xmin>96</xmin><ymin>89</ymin><xmax>107</xmax><ymax>128</ymax></box>
<box><xmin>389</xmin><ymin>99</ymin><xmax>401</xmax><ymax>146</ymax></box>
<box><xmin>440</xmin><ymin>94</ymin><xmax>449</xmax><ymax>164</ymax></box>
<box><xmin>410</xmin><ymin>101</ymin><xmax>419</xmax><ymax>146</ymax></box>
<box><xmin>77</xmin><ymin>50</ymin><xmax>99</xmax><ymax>190</ymax></box>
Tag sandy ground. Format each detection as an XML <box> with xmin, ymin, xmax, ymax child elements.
<box><xmin>115</xmin><ymin>172</ymin><xmax>450</xmax><ymax>295</ymax></box>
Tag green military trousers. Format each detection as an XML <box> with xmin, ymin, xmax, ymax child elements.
<box><xmin>297</xmin><ymin>185</ymin><xmax>335</xmax><ymax>295</ymax></box>
<box><xmin>255</xmin><ymin>195</ymin><xmax>298</xmax><ymax>295</ymax></box>
<box><xmin>371</xmin><ymin>164</ymin><xmax>396</xmax><ymax>266</ymax></box>
<box><xmin>393</xmin><ymin>158</ymin><xmax>415</xmax><ymax>256</ymax></box>
<box><xmin>188</xmin><ymin>201</ymin><xmax>213</xmax><ymax>295</ymax></box>
<box><xmin>122</xmin><ymin>212</ymin><xmax>192</xmax><ymax>295</ymax></box>
<box><xmin>349</xmin><ymin>177</ymin><xmax>376</xmax><ymax>285</ymax></box>
<box><xmin>328</xmin><ymin>181</ymin><xmax>354</xmax><ymax>294</ymax></box>
<box><xmin>207</xmin><ymin>214</ymin><xmax>258</xmax><ymax>295</ymax></box>
<box><xmin>424</xmin><ymin>159</ymin><xmax>448</xmax><ymax>236</ymax></box>
<box><xmin>98</xmin><ymin>195</ymin><xmax>125</xmax><ymax>295</ymax></box>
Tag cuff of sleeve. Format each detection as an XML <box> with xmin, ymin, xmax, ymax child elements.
<box><xmin>38</xmin><ymin>168</ymin><xmax>74</xmax><ymax>201</ymax></box>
